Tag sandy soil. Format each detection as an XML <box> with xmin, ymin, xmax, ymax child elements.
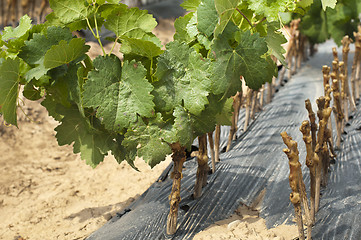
<box><xmin>193</xmin><ymin>204</ymin><xmax>297</xmax><ymax>240</ymax></box>
<box><xmin>0</xmin><ymin>18</ymin><xmax>298</xmax><ymax>240</ymax></box>
<box><xmin>0</xmin><ymin>101</ymin><xmax>172</xmax><ymax>240</ymax></box>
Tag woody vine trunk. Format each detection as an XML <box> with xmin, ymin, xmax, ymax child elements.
<box><xmin>331</xmin><ymin>69</ymin><xmax>344</xmax><ymax>149</ymax></box>
<box><xmin>194</xmin><ymin>134</ymin><xmax>210</xmax><ymax>199</ymax></box>
<box><xmin>167</xmin><ymin>142</ymin><xmax>187</xmax><ymax>235</ymax></box>
<box><xmin>305</xmin><ymin>99</ymin><xmax>317</xmax><ymax>151</ymax></box>
<box><xmin>315</xmin><ymin>97</ymin><xmax>332</xmax><ymax>212</ymax></box>
<box><xmin>341</xmin><ymin>36</ymin><xmax>356</xmax><ymax>113</ymax></box>
<box><xmin>214</xmin><ymin>125</ymin><xmax>221</xmax><ymax>163</ymax></box>
<box><xmin>226</xmin><ymin>91</ymin><xmax>242</xmax><ymax>152</ymax></box>
<box><xmin>244</xmin><ymin>88</ymin><xmax>253</xmax><ymax>131</ymax></box>
<box><xmin>281</xmin><ymin>132</ymin><xmax>305</xmax><ymax>240</ymax></box>
<box><xmin>300</xmin><ymin>120</ymin><xmax>317</xmax><ymax>228</ymax></box>
<box><xmin>351</xmin><ymin>31</ymin><xmax>361</xmax><ymax>103</ymax></box>
<box><xmin>250</xmin><ymin>90</ymin><xmax>258</xmax><ymax>120</ymax></box>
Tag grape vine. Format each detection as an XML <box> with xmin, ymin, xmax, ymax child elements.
<box><xmin>0</xmin><ymin>0</ymin><xmax>339</xmax><ymax>235</ymax></box>
<box><xmin>283</xmin><ymin>0</ymin><xmax>361</xmax><ymax>46</ymax></box>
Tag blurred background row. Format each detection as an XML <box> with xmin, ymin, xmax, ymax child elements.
<box><xmin>0</xmin><ymin>0</ymin><xmax>184</xmax><ymax>28</ymax></box>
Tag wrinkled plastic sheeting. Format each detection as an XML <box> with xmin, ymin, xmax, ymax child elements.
<box><xmin>141</xmin><ymin>0</ymin><xmax>186</xmax><ymax>19</ymax></box>
<box><xmin>312</xmin><ymin>105</ymin><xmax>361</xmax><ymax>239</ymax></box>
<box><xmin>87</xmin><ymin>41</ymin><xmax>361</xmax><ymax>240</ymax></box>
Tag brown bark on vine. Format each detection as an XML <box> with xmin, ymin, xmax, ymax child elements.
<box><xmin>226</xmin><ymin>91</ymin><xmax>242</xmax><ymax>152</ymax></box>
<box><xmin>331</xmin><ymin>70</ymin><xmax>344</xmax><ymax>149</ymax></box>
<box><xmin>305</xmin><ymin>99</ymin><xmax>317</xmax><ymax>151</ymax></box>
<box><xmin>315</xmin><ymin>98</ymin><xmax>332</xmax><ymax>212</ymax></box>
<box><xmin>267</xmin><ymin>81</ymin><xmax>273</xmax><ymax>104</ymax></box>
<box><xmin>324</xmin><ymin>84</ymin><xmax>336</xmax><ymax>159</ymax></box>
<box><xmin>244</xmin><ymin>88</ymin><xmax>253</xmax><ymax>131</ymax></box>
<box><xmin>322</xmin><ymin>65</ymin><xmax>331</xmax><ymax>94</ymax></box>
<box><xmin>351</xmin><ymin>31</ymin><xmax>361</xmax><ymax>102</ymax></box>
<box><xmin>322</xmin><ymin>66</ymin><xmax>335</xmax><ymax>147</ymax></box>
<box><xmin>341</xmin><ymin>35</ymin><xmax>356</xmax><ymax>113</ymax></box>
<box><xmin>167</xmin><ymin>142</ymin><xmax>187</xmax><ymax>235</ymax></box>
<box><xmin>300</xmin><ymin>120</ymin><xmax>317</xmax><ymax>227</ymax></box>
<box><xmin>214</xmin><ymin>125</ymin><xmax>221</xmax><ymax>163</ymax></box>
<box><xmin>281</xmin><ymin>132</ymin><xmax>305</xmax><ymax>240</ymax></box>
<box><xmin>332</xmin><ymin>47</ymin><xmax>339</xmax><ymax>63</ymax></box>
<box><xmin>193</xmin><ymin>134</ymin><xmax>210</xmax><ymax>199</ymax></box>
<box><xmin>339</xmin><ymin>62</ymin><xmax>347</xmax><ymax>133</ymax></box>
<box><xmin>250</xmin><ymin>90</ymin><xmax>257</xmax><ymax>120</ymax></box>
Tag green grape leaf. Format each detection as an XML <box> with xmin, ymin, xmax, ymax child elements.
<box><xmin>1</xmin><ymin>15</ymin><xmax>32</xmax><ymax>57</ymax></box>
<box><xmin>181</xmin><ymin>0</ymin><xmax>201</xmax><ymax>11</ymax></box>
<box><xmin>83</xmin><ymin>55</ymin><xmax>155</xmax><ymax>132</ymax></box>
<box><xmin>264</xmin><ymin>55</ymin><xmax>278</xmax><ymax>79</ymax></box>
<box><xmin>326</xmin><ymin>1</ymin><xmax>360</xmax><ymax>45</ymax></box>
<box><xmin>0</xmin><ymin>58</ymin><xmax>20</xmax><ymax>126</ymax></box>
<box><xmin>299</xmin><ymin>1</ymin><xmax>329</xmax><ymax>44</ymax></box>
<box><xmin>120</xmin><ymin>37</ymin><xmax>163</xmax><ymax>59</ymax></box>
<box><xmin>297</xmin><ymin>0</ymin><xmax>314</xmax><ymax>9</ymax></box>
<box><xmin>83</xmin><ymin>54</ymin><xmax>94</xmax><ymax>72</ymax></box>
<box><xmin>197</xmin><ymin>0</ymin><xmax>218</xmax><ymax>37</ymax></box>
<box><xmin>92</xmin><ymin>0</ymin><xmax>119</xmax><ymax>4</ymax></box>
<box><xmin>109</xmin><ymin>134</ymin><xmax>139</xmax><ymax>170</ymax></box>
<box><xmin>174</xmin><ymin>13</ymin><xmax>196</xmax><ymax>44</ymax></box>
<box><xmin>321</xmin><ymin>0</ymin><xmax>337</xmax><ymax>10</ymax></box>
<box><xmin>214</xmin><ymin>0</ymin><xmax>239</xmax><ymax>36</ymax></box>
<box><xmin>55</xmin><ymin>105</ymin><xmax>111</xmax><ymax>168</ymax></box>
<box><xmin>19</xmin><ymin>27</ymin><xmax>73</xmax><ymax>81</ymax></box>
<box><xmin>33</xmin><ymin>75</ymin><xmax>51</xmax><ymax>87</ymax></box>
<box><xmin>1</xmin><ymin>15</ymin><xmax>32</xmax><ymax>41</ymax></box>
<box><xmin>266</xmin><ymin>23</ymin><xmax>287</xmax><ymax>65</ymax></box>
<box><xmin>247</xmin><ymin>0</ymin><xmax>296</xmax><ymax>22</ymax></box>
<box><xmin>105</xmin><ymin>0</ymin><xmax>121</xmax><ymax>4</ymax></box>
<box><xmin>214</xmin><ymin>96</ymin><xmax>233</xmax><ymax>126</ymax></box>
<box><xmin>211</xmin><ymin>30</ymin><xmax>275</xmax><ymax>98</ymax></box>
<box><xmin>49</xmin><ymin>0</ymin><xmax>91</xmax><ymax>24</ymax></box>
<box><xmin>45</xmin><ymin>74</ymin><xmax>72</xmax><ymax>108</ymax></box>
<box><xmin>45</xmin><ymin>12</ymin><xmax>63</xmax><ymax>27</ymax></box>
<box><xmin>191</xmin><ymin>109</ymin><xmax>216</xmax><ymax>136</ymax></box>
<box><xmin>172</xmin><ymin>106</ymin><xmax>194</xmax><ymax>149</ymax></box>
<box><xmin>153</xmin><ymin>41</ymin><xmax>211</xmax><ymax>115</ymax></box>
<box><xmin>25</xmin><ymin>65</ymin><xmax>49</xmax><ymax>81</ymax></box>
<box><xmin>186</xmin><ymin>13</ymin><xmax>199</xmax><ymax>39</ymax></box>
<box><xmin>108</xmin><ymin>135</ymin><xmax>128</xmax><ymax>165</ymax></box>
<box><xmin>197</xmin><ymin>34</ymin><xmax>212</xmax><ymax>50</ymax></box>
<box><xmin>56</xmin><ymin>63</ymin><xmax>84</xmax><ymax>110</ymax></box>
<box><xmin>44</xmin><ymin>38</ymin><xmax>90</xmax><ymax>69</ymax></box>
<box><xmin>41</xmin><ymin>95</ymin><xmax>63</xmax><ymax>121</ymax></box>
<box><xmin>104</xmin><ymin>7</ymin><xmax>157</xmax><ymax>39</ymax></box>
<box><xmin>99</xmin><ymin>3</ymin><xmax>127</xmax><ymax>19</ymax></box>
<box><xmin>279</xmin><ymin>12</ymin><xmax>292</xmax><ymax>24</ymax></box>
<box><xmin>122</xmin><ymin>114</ymin><xmax>173</xmax><ymax>168</ymax></box>
<box><xmin>19</xmin><ymin>27</ymin><xmax>73</xmax><ymax>65</ymax></box>
<box><xmin>23</xmin><ymin>84</ymin><xmax>42</xmax><ymax>101</ymax></box>
<box><xmin>192</xmin><ymin>95</ymin><xmax>232</xmax><ymax>136</ymax></box>
<box><xmin>19</xmin><ymin>34</ymin><xmax>53</xmax><ymax>65</ymax></box>
<box><xmin>231</xmin><ymin>3</ymin><xmax>255</xmax><ymax>31</ymax></box>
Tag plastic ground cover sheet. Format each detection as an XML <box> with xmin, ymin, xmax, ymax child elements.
<box><xmin>87</xmin><ymin>41</ymin><xmax>361</xmax><ymax>240</ymax></box>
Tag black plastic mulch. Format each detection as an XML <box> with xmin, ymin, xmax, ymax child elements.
<box><xmin>312</xmin><ymin>101</ymin><xmax>361</xmax><ymax>239</ymax></box>
<box><xmin>87</xmin><ymin>41</ymin><xmax>361</xmax><ymax>240</ymax></box>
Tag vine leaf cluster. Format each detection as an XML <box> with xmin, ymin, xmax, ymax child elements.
<box><xmin>0</xmin><ymin>0</ymin><xmax>331</xmax><ymax>170</ymax></box>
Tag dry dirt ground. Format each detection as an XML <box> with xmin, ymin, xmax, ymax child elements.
<box><xmin>0</xmin><ymin>19</ymin><xmax>298</xmax><ymax>240</ymax></box>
